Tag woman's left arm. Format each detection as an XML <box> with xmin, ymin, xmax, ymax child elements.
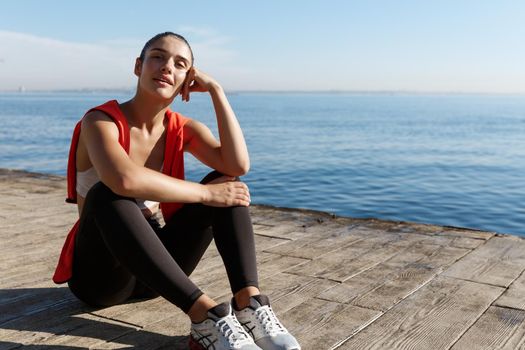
<box><xmin>182</xmin><ymin>68</ymin><xmax>250</xmax><ymax>177</ymax></box>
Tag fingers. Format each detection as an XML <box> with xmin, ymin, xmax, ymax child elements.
<box><xmin>188</xmin><ymin>68</ymin><xmax>215</xmax><ymax>94</ymax></box>
<box><xmin>182</xmin><ymin>67</ymin><xmax>195</xmax><ymax>102</ymax></box>
<box><xmin>227</xmin><ymin>181</ymin><xmax>251</xmax><ymax>205</ymax></box>
<box><xmin>181</xmin><ymin>72</ymin><xmax>188</xmax><ymax>102</ymax></box>
<box><xmin>206</xmin><ymin>180</ymin><xmax>251</xmax><ymax>207</ymax></box>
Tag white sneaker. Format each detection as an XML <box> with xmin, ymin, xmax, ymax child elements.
<box><xmin>190</xmin><ymin>302</ymin><xmax>262</xmax><ymax>350</ymax></box>
<box><xmin>233</xmin><ymin>295</ymin><xmax>301</xmax><ymax>350</ymax></box>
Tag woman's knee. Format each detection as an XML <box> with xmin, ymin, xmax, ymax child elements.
<box><xmin>200</xmin><ymin>170</ymin><xmax>223</xmax><ymax>184</ymax></box>
<box><xmin>200</xmin><ymin>170</ymin><xmax>241</xmax><ymax>184</ymax></box>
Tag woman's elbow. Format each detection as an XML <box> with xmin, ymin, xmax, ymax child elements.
<box><xmin>103</xmin><ymin>173</ymin><xmax>137</xmax><ymax>197</ymax></box>
<box><xmin>232</xmin><ymin>161</ymin><xmax>250</xmax><ymax>177</ymax></box>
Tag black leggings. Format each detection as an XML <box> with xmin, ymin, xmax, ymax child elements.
<box><xmin>67</xmin><ymin>171</ymin><xmax>258</xmax><ymax>313</ymax></box>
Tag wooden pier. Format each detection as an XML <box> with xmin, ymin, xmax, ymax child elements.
<box><xmin>1</xmin><ymin>169</ymin><xmax>524</xmax><ymax>349</ymax></box>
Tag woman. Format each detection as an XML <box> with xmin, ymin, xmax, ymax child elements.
<box><xmin>53</xmin><ymin>32</ymin><xmax>301</xmax><ymax>350</ymax></box>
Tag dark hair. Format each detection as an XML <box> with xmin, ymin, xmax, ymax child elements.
<box><xmin>139</xmin><ymin>32</ymin><xmax>194</xmax><ymax>65</ymax></box>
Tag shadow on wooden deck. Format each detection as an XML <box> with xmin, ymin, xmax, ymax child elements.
<box><xmin>1</xmin><ymin>287</ymin><xmax>188</xmax><ymax>349</ymax></box>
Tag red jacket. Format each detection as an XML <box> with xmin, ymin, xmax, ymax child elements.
<box><xmin>53</xmin><ymin>100</ymin><xmax>190</xmax><ymax>284</ymax></box>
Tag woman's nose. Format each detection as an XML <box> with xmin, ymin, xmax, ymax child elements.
<box><xmin>161</xmin><ymin>64</ymin><xmax>172</xmax><ymax>74</ymax></box>
<box><xmin>160</xmin><ymin>58</ymin><xmax>175</xmax><ymax>74</ymax></box>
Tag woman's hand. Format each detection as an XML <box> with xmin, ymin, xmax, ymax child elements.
<box><xmin>181</xmin><ymin>67</ymin><xmax>220</xmax><ymax>102</ymax></box>
<box><xmin>202</xmin><ymin>176</ymin><xmax>251</xmax><ymax>207</ymax></box>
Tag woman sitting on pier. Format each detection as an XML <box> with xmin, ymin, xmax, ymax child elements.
<box><xmin>53</xmin><ymin>32</ymin><xmax>300</xmax><ymax>350</ymax></box>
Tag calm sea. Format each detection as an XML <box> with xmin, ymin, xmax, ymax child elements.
<box><xmin>1</xmin><ymin>91</ymin><xmax>524</xmax><ymax>236</ymax></box>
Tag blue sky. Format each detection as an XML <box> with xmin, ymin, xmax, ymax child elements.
<box><xmin>1</xmin><ymin>0</ymin><xmax>524</xmax><ymax>92</ymax></box>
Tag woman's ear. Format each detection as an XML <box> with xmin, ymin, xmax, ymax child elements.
<box><xmin>134</xmin><ymin>58</ymin><xmax>142</xmax><ymax>77</ymax></box>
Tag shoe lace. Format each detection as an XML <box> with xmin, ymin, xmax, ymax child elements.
<box><xmin>255</xmin><ymin>305</ymin><xmax>287</xmax><ymax>336</ymax></box>
<box><xmin>216</xmin><ymin>314</ymin><xmax>253</xmax><ymax>347</ymax></box>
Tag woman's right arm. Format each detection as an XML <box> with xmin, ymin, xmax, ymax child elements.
<box><xmin>81</xmin><ymin>111</ymin><xmax>250</xmax><ymax>207</ymax></box>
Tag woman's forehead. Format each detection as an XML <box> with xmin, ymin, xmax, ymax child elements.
<box><xmin>148</xmin><ymin>36</ymin><xmax>191</xmax><ymax>59</ymax></box>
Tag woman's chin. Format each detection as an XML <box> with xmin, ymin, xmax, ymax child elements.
<box><xmin>147</xmin><ymin>88</ymin><xmax>176</xmax><ymax>101</ymax></box>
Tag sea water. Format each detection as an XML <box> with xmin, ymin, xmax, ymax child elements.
<box><xmin>1</xmin><ymin>91</ymin><xmax>524</xmax><ymax>236</ymax></box>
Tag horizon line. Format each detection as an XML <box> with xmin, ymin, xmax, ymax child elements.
<box><xmin>1</xmin><ymin>87</ymin><xmax>525</xmax><ymax>96</ymax></box>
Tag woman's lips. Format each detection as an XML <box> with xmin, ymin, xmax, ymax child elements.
<box><xmin>153</xmin><ymin>77</ymin><xmax>173</xmax><ymax>86</ymax></box>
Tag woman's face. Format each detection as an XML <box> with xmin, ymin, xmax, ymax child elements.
<box><xmin>135</xmin><ymin>36</ymin><xmax>192</xmax><ymax>100</ymax></box>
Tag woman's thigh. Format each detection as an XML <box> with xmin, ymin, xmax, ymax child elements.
<box><xmin>68</xmin><ymin>183</ymin><xmax>143</xmax><ymax>306</ymax></box>
<box><xmin>68</xmin><ymin>212</ymin><xmax>138</xmax><ymax>306</ymax></box>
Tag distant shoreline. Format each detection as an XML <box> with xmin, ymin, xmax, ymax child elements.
<box><xmin>1</xmin><ymin>89</ymin><xmax>525</xmax><ymax>97</ymax></box>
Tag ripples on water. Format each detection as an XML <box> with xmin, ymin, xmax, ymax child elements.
<box><xmin>1</xmin><ymin>92</ymin><xmax>524</xmax><ymax>236</ymax></box>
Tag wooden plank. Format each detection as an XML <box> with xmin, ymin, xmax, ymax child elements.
<box><xmin>263</xmin><ymin>230</ymin><xmax>364</xmax><ymax>260</ymax></box>
<box><xmin>352</xmin><ymin>246</ymin><xmax>470</xmax><ymax>311</ymax></box>
<box><xmin>389</xmin><ymin>222</ymin><xmax>445</xmax><ymax>235</ymax></box>
<box><xmin>0</xmin><ymin>262</ymin><xmax>50</xmax><ymax>282</ymax></box>
<box><xmin>252</xmin><ymin>222</ymin><xmax>309</xmax><ymax>240</ymax></box>
<box><xmin>256</xmin><ymin>252</ymin><xmax>309</xmax><ymax>277</ymax></box>
<box><xmin>318</xmin><ymin>244</ymin><xmax>468</xmax><ymax>306</ymax></box>
<box><xmin>352</xmin><ymin>266</ymin><xmax>438</xmax><ymax>312</ymax></box>
<box><xmin>0</xmin><ymin>299</ymin><xmax>91</xmax><ymax>347</ymax></box>
<box><xmin>278</xmin><ymin>298</ymin><xmax>382</xmax><ymax>350</ymax></box>
<box><xmin>0</xmin><ymin>287</ymin><xmax>76</xmax><ymax>325</ymax></box>
<box><xmin>451</xmin><ymin>306</ymin><xmax>525</xmax><ymax>350</ymax></box>
<box><xmin>88</xmin><ymin>312</ymin><xmax>189</xmax><ymax>349</ymax></box>
<box><xmin>29</xmin><ymin>312</ymin><xmax>141</xmax><ymax>348</ymax></box>
<box><xmin>194</xmin><ymin>270</ymin><xmax>235</xmax><ymax>303</ymax></box>
<box><xmin>2</xmin><ymin>215</ymin><xmax>75</xmax><ymax>233</ymax></box>
<box><xmin>438</xmin><ymin>227</ymin><xmax>495</xmax><ymax>241</ymax></box>
<box><xmin>250</xmin><ymin>206</ymin><xmax>330</xmax><ymax>228</ymax></box>
<box><xmin>258</xmin><ymin>273</ymin><xmax>339</xmax><ymax>314</ymax></box>
<box><xmin>318</xmin><ymin>264</ymin><xmax>401</xmax><ymax>304</ymax></box>
<box><xmin>286</xmin><ymin>234</ymin><xmax>412</xmax><ymax>282</ymax></box>
<box><xmin>400</xmin><ymin>232</ymin><xmax>486</xmax><ymax>250</ymax></box>
<box><xmin>253</xmin><ymin>234</ymin><xmax>291</xmax><ymax>252</ymax></box>
<box><xmin>443</xmin><ymin>236</ymin><xmax>525</xmax><ymax>287</ymax></box>
<box><xmin>1</xmin><ymin>227</ymin><xmax>72</xmax><ymax>250</ymax></box>
<box><xmin>384</xmin><ymin>242</ymin><xmax>467</xmax><ymax>268</ymax></box>
<box><xmin>189</xmin><ymin>253</ymin><xmax>312</xmax><ymax>306</ymax></box>
<box><xmin>337</xmin><ymin>276</ymin><xmax>504</xmax><ymax>350</ymax></box>
<box><xmin>350</xmin><ymin>218</ymin><xmax>400</xmax><ymax>232</ymax></box>
<box><xmin>91</xmin><ymin>297</ymin><xmax>181</xmax><ymax>329</ymax></box>
<box><xmin>494</xmin><ymin>270</ymin><xmax>525</xmax><ymax>311</ymax></box>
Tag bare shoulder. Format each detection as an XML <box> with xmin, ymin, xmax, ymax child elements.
<box><xmin>80</xmin><ymin>110</ymin><xmax>119</xmax><ymax>138</ymax></box>
<box><xmin>81</xmin><ymin>110</ymin><xmax>116</xmax><ymax>128</ymax></box>
<box><xmin>77</xmin><ymin>111</ymin><xmax>119</xmax><ymax>171</ymax></box>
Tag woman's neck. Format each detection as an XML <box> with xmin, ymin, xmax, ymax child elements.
<box><xmin>121</xmin><ymin>94</ymin><xmax>172</xmax><ymax>132</ymax></box>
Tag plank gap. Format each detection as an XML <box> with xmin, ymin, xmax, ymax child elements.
<box><xmin>441</xmin><ymin>274</ymin><xmax>511</xmax><ymax>289</ymax></box>
<box><xmin>330</xmin><ymin>311</ymin><xmax>385</xmax><ymax>350</ymax></box>
<box><xmin>87</xmin><ymin>312</ymin><xmax>144</xmax><ymax>329</ymax></box>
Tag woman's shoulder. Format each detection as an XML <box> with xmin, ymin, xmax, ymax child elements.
<box><xmin>80</xmin><ymin>110</ymin><xmax>120</xmax><ymax>142</ymax></box>
<box><xmin>81</xmin><ymin>100</ymin><xmax>123</xmax><ymax>127</ymax></box>
<box><xmin>81</xmin><ymin>110</ymin><xmax>115</xmax><ymax>127</ymax></box>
